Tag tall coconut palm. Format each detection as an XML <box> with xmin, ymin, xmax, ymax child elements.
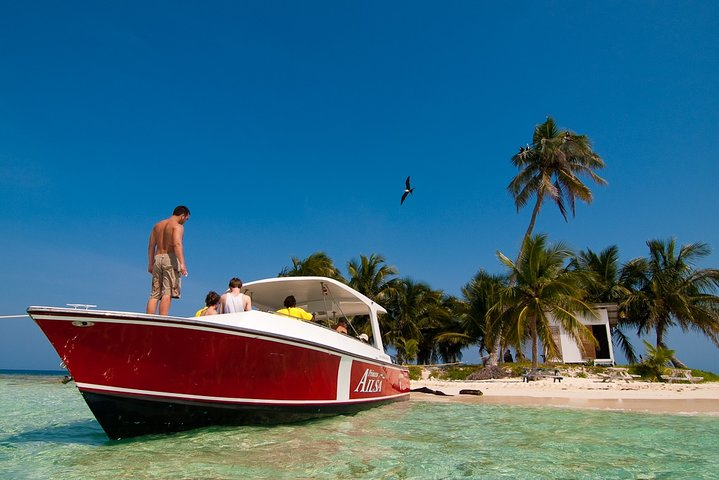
<box><xmin>495</xmin><ymin>234</ymin><xmax>596</xmax><ymax>370</ymax></box>
<box><xmin>492</xmin><ymin>117</ymin><xmax>607</xmax><ymax>367</ymax></box>
<box><xmin>508</xmin><ymin>117</ymin><xmax>607</xmax><ymax>249</ymax></box>
<box><xmin>620</xmin><ymin>238</ymin><xmax>719</xmax><ymax>368</ymax></box>
<box><xmin>571</xmin><ymin>246</ymin><xmax>636</xmax><ymax>362</ymax></box>
<box><xmin>279</xmin><ymin>252</ymin><xmax>345</xmax><ymax>282</ymax></box>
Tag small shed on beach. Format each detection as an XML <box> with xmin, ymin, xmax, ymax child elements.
<box><xmin>546</xmin><ymin>304</ymin><xmax>618</xmax><ymax>366</ymax></box>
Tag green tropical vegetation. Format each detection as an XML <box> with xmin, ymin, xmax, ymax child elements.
<box><xmin>274</xmin><ymin>117</ymin><xmax>719</xmax><ymax>376</ymax></box>
<box><xmin>619</xmin><ymin>239</ymin><xmax>719</xmax><ymax>368</ymax></box>
<box><xmin>494</xmin><ymin>234</ymin><xmax>596</xmax><ymax>370</ymax></box>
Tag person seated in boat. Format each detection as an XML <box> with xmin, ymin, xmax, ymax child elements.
<box><xmin>276</xmin><ymin>295</ymin><xmax>314</xmax><ymax>321</ymax></box>
<box><xmin>335</xmin><ymin>318</ymin><xmax>348</xmax><ymax>334</ymax></box>
<box><xmin>195</xmin><ymin>291</ymin><xmax>221</xmax><ymax>317</ymax></box>
<box><xmin>220</xmin><ymin>277</ymin><xmax>252</xmax><ymax>313</ymax></box>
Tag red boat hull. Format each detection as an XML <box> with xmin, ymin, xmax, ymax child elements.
<box><xmin>30</xmin><ymin>308</ymin><xmax>410</xmax><ymax>439</ymax></box>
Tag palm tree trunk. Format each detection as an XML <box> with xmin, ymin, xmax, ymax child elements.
<box><xmin>657</xmin><ymin>325</ymin><xmax>688</xmax><ymax>369</ymax></box>
<box><xmin>518</xmin><ymin>195</ymin><xmax>543</xmax><ymax>263</ymax></box>
<box><xmin>487</xmin><ymin>196</ymin><xmax>544</xmax><ymax>368</ymax></box>
<box><xmin>531</xmin><ymin>317</ymin><xmax>539</xmax><ymax>370</ymax></box>
<box><xmin>487</xmin><ymin>338</ymin><xmax>500</xmax><ymax>367</ymax></box>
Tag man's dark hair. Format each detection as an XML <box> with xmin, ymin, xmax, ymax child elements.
<box><xmin>173</xmin><ymin>205</ymin><xmax>190</xmax><ymax>216</ymax></box>
<box><xmin>228</xmin><ymin>277</ymin><xmax>243</xmax><ymax>289</ymax></box>
<box><xmin>283</xmin><ymin>295</ymin><xmax>297</xmax><ymax>308</ymax></box>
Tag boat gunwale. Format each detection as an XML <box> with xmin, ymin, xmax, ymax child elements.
<box><xmin>26</xmin><ymin>306</ymin><xmax>402</xmax><ymax>369</ymax></box>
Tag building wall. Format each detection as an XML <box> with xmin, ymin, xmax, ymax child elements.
<box><xmin>548</xmin><ymin>307</ymin><xmax>615</xmax><ymax>364</ymax></box>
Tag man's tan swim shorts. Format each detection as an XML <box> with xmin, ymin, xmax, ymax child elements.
<box><xmin>150</xmin><ymin>253</ymin><xmax>181</xmax><ymax>299</ymax></box>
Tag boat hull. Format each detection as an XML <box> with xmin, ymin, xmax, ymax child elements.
<box><xmin>29</xmin><ymin>307</ymin><xmax>410</xmax><ymax>439</ymax></box>
<box><xmin>81</xmin><ymin>390</ymin><xmax>404</xmax><ymax>439</ymax></box>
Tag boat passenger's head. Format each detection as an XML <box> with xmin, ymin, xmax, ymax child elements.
<box><xmin>283</xmin><ymin>295</ymin><xmax>297</xmax><ymax>308</ymax></box>
<box><xmin>228</xmin><ymin>277</ymin><xmax>243</xmax><ymax>289</ymax></box>
<box><xmin>205</xmin><ymin>291</ymin><xmax>221</xmax><ymax>307</ymax></box>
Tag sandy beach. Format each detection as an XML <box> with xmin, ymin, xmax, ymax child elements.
<box><xmin>410</xmin><ymin>376</ymin><xmax>719</xmax><ymax>415</ymax></box>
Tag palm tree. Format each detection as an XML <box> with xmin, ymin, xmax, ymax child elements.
<box><xmin>345</xmin><ymin>253</ymin><xmax>398</xmax><ymax>337</ymax></box>
<box><xmin>417</xmin><ymin>295</ymin><xmax>466</xmax><ymax>365</ymax></box>
<box><xmin>347</xmin><ymin>254</ymin><xmax>398</xmax><ymax>302</ymax></box>
<box><xmin>508</xmin><ymin>117</ymin><xmax>607</xmax><ymax>250</ymax></box>
<box><xmin>571</xmin><ymin>246</ymin><xmax>627</xmax><ymax>303</ymax></box>
<box><xmin>492</xmin><ymin>117</ymin><xmax>607</xmax><ymax>367</ymax></box>
<box><xmin>457</xmin><ymin>270</ymin><xmax>508</xmax><ymax>362</ymax></box>
<box><xmin>382</xmin><ymin>278</ymin><xmax>447</xmax><ymax>364</ymax></box>
<box><xmin>620</xmin><ymin>238</ymin><xmax>719</xmax><ymax>368</ymax></box>
<box><xmin>571</xmin><ymin>246</ymin><xmax>636</xmax><ymax>362</ymax></box>
<box><xmin>279</xmin><ymin>252</ymin><xmax>345</xmax><ymax>282</ymax></box>
<box><xmin>495</xmin><ymin>234</ymin><xmax>596</xmax><ymax>370</ymax></box>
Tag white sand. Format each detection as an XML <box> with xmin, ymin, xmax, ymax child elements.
<box><xmin>410</xmin><ymin>376</ymin><xmax>719</xmax><ymax>415</ymax></box>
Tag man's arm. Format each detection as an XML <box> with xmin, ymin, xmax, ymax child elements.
<box><xmin>172</xmin><ymin>224</ymin><xmax>187</xmax><ymax>276</ymax></box>
<box><xmin>244</xmin><ymin>296</ymin><xmax>252</xmax><ymax>311</ymax></box>
<box><xmin>147</xmin><ymin>230</ymin><xmax>157</xmax><ymax>273</ymax></box>
<box><xmin>219</xmin><ymin>294</ymin><xmax>227</xmax><ymax>314</ymax></box>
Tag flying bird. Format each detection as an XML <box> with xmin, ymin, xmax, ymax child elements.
<box><xmin>400</xmin><ymin>176</ymin><xmax>414</xmax><ymax>205</ymax></box>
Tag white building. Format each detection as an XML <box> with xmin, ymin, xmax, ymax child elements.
<box><xmin>546</xmin><ymin>304</ymin><xmax>617</xmax><ymax>365</ymax></box>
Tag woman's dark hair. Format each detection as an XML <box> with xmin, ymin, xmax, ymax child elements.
<box><xmin>228</xmin><ymin>277</ymin><xmax>243</xmax><ymax>289</ymax></box>
<box><xmin>283</xmin><ymin>295</ymin><xmax>297</xmax><ymax>308</ymax></box>
<box><xmin>205</xmin><ymin>291</ymin><xmax>221</xmax><ymax>307</ymax></box>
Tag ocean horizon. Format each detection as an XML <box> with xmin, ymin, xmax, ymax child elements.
<box><xmin>1</xmin><ymin>371</ymin><xmax>718</xmax><ymax>479</ymax></box>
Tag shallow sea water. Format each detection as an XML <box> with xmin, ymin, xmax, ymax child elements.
<box><xmin>1</xmin><ymin>373</ymin><xmax>718</xmax><ymax>479</ymax></box>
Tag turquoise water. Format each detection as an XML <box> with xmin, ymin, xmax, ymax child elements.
<box><xmin>1</xmin><ymin>374</ymin><xmax>718</xmax><ymax>479</ymax></box>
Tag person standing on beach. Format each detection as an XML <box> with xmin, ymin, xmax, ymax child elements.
<box><xmin>146</xmin><ymin>205</ymin><xmax>190</xmax><ymax>316</ymax></box>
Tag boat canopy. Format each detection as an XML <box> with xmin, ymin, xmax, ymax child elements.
<box><xmin>243</xmin><ymin>276</ymin><xmax>386</xmax><ymax>317</ymax></box>
<box><xmin>243</xmin><ymin>276</ymin><xmax>387</xmax><ymax>351</ymax></box>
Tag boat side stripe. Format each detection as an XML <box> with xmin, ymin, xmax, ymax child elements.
<box><xmin>75</xmin><ymin>382</ymin><xmax>408</xmax><ymax>405</ymax></box>
<box><xmin>33</xmin><ymin>314</ymin><xmax>396</xmax><ymax>369</ymax></box>
<box><xmin>336</xmin><ymin>357</ymin><xmax>352</xmax><ymax>401</ymax></box>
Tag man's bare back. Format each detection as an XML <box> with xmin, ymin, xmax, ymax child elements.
<box><xmin>150</xmin><ymin>218</ymin><xmax>181</xmax><ymax>255</ymax></box>
<box><xmin>147</xmin><ymin>217</ymin><xmax>187</xmax><ymax>276</ymax></box>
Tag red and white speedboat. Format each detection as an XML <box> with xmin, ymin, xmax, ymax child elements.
<box><xmin>28</xmin><ymin>276</ymin><xmax>410</xmax><ymax>439</ymax></box>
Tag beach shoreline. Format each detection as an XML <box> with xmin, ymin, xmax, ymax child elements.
<box><xmin>410</xmin><ymin>377</ymin><xmax>719</xmax><ymax>415</ymax></box>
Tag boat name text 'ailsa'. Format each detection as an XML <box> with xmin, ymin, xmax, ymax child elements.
<box><xmin>354</xmin><ymin>368</ymin><xmax>384</xmax><ymax>393</ymax></box>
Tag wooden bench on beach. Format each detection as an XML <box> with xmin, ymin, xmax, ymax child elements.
<box><xmin>598</xmin><ymin>367</ymin><xmax>640</xmax><ymax>383</ymax></box>
<box><xmin>660</xmin><ymin>369</ymin><xmax>704</xmax><ymax>384</ymax></box>
<box><xmin>522</xmin><ymin>369</ymin><xmax>563</xmax><ymax>383</ymax></box>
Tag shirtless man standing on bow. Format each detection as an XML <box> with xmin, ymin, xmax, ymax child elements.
<box><xmin>145</xmin><ymin>205</ymin><xmax>190</xmax><ymax>316</ymax></box>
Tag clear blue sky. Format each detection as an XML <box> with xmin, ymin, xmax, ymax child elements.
<box><xmin>1</xmin><ymin>1</ymin><xmax>718</xmax><ymax>372</ymax></box>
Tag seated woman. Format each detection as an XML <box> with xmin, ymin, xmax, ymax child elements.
<box><xmin>276</xmin><ymin>295</ymin><xmax>314</xmax><ymax>321</ymax></box>
<box><xmin>195</xmin><ymin>291</ymin><xmax>221</xmax><ymax>317</ymax></box>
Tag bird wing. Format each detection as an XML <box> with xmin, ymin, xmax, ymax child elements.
<box><xmin>405</xmin><ymin>176</ymin><xmax>411</xmax><ymax>189</ymax></box>
<box><xmin>401</xmin><ymin>191</ymin><xmax>409</xmax><ymax>205</ymax></box>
